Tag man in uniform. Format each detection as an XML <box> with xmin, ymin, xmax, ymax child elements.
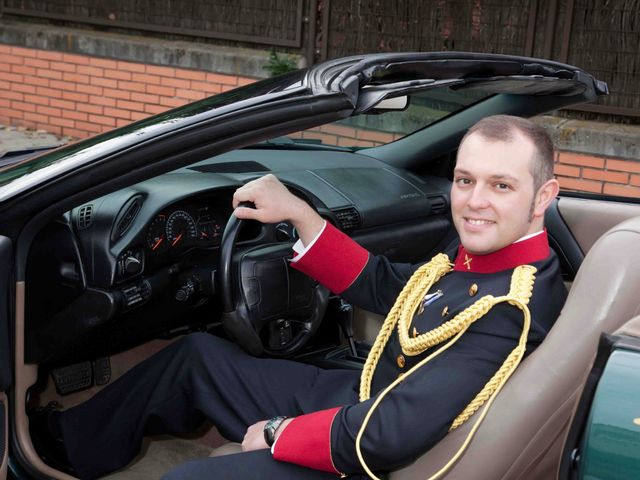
<box><xmin>34</xmin><ymin>115</ymin><xmax>566</xmax><ymax>479</ymax></box>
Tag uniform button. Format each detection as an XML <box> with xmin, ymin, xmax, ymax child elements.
<box><xmin>441</xmin><ymin>305</ymin><xmax>449</xmax><ymax>317</ymax></box>
<box><xmin>468</xmin><ymin>283</ymin><xmax>478</xmax><ymax>296</ymax></box>
<box><xmin>396</xmin><ymin>354</ymin><xmax>406</xmax><ymax>368</ymax></box>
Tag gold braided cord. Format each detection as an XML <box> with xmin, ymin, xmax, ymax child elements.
<box><xmin>355</xmin><ymin>264</ymin><xmax>537</xmax><ymax>480</ymax></box>
<box><xmin>359</xmin><ymin>253</ymin><xmax>453</xmax><ymax>401</ymax></box>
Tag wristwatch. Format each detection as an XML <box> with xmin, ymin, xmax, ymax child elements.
<box><xmin>263</xmin><ymin>416</ymin><xmax>288</xmax><ymax>446</ymax></box>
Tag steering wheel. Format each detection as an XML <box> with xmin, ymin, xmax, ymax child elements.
<box><xmin>218</xmin><ymin>203</ymin><xmax>329</xmax><ymax>356</ymax></box>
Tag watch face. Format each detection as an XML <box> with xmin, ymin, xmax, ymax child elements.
<box><xmin>264</xmin><ymin>416</ymin><xmax>286</xmax><ymax>446</ymax></box>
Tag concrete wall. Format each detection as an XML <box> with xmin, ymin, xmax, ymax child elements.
<box><xmin>0</xmin><ymin>20</ymin><xmax>639</xmax><ymax>199</ymax></box>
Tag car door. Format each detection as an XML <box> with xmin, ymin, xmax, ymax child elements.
<box><xmin>0</xmin><ymin>236</ymin><xmax>11</xmax><ymax>479</ymax></box>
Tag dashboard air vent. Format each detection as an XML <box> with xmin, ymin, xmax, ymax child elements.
<box><xmin>429</xmin><ymin>195</ymin><xmax>447</xmax><ymax>214</ymax></box>
<box><xmin>77</xmin><ymin>204</ymin><xmax>94</xmax><ymax>230</ymax></box>
<box><xmin>333</xmin><ymin>207</ymin><xmax>362</xmax><ymax>230</ymax></box>
<box><xmin>112</xmin><ymin>197</ymin><xmax>143</xmax><ymax>241</ymax></box>
<box><xmin>189</xmin><ymin>161</ymin><xmax>270</xmax><ymax>174</ymax></box>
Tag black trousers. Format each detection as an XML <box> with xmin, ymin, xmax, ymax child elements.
<box><xmin>58</xmin><ymin>333</ymin><xmax>362</xmax><ymax>479</ymax></box>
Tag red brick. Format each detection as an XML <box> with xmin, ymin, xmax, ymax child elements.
<box><xmin>116</xmin><ymin>99</ymin><xmax>145</xmax><ymax>112</ymax></box>
<box><xmin>583</xmin><ymin>168</ymin><xmax>629</xmax><ymax>184</ymax></box>
<box><xmin>117</xmin><ymin>61</ymin><xmax>145</xmax><ymax>73</ymax></box>
<box><xmin>0</xmin><ymin>45</ymin><xmax>11</xmax><ymax>54</ymax></box>
<box><xmin>11</xmin><ymin>101</ymin><xmax>36</xmax><ymax>113</ymax></box>
<box><xmin>0</xmin><ymin>98</ymin><xmax>9</xmax><ymax>108</ymax></box>
<box><xmin>220</xmin><ymin>85</ymin><xmax>236</xmax><ymax>93</ymax></box>
<box><xmin>146</xmin><ymin>65</ymin><xmax>175</xmax><ymax>77</ymax></box>
<box><xmin>130</xmin><ymin>92</ymin><xmax>160</xmax><ymax>104</ymax></box>
<box><xmin>11</xmin><ymin>46</ymin><xmax>38</xmax><ymax>58</ymax></box>
<box><xmin>553</xmin><ymin>164</ymin><xmax>580</xmax><ymax>177</ymax></box>
<box><xmin>24</xmin><ymin>58</ymin><xmax>49</xmax><ymax>69</ymax></box>
<box><xmin>23</xmin><ymin>75</ymin><xmax>50</xmax><ymax>88</ymax></box>
<box><xmin>12</xmin><ymin>83</ymin><xmax>37</xmax><ymax>94</ymax></box>
<box><xmin>24</xmin><ymin>94</ymin><xmax>49</xmax><ymax>105</ymax></box>
<box><xmin>175</xmin><ymin>89</ymin><xmax>206</xmax><ymax>100</ymax></box>
<box><xmin>0</xmin><ymin>53</ymin><xmax>24</xmax><ymax>65</ymax></box>
<box><xmin>175</xmin><ymin>69</ymin><xmax>206</xmax><ymax>81</ymax></box>
<box><xmin>50</xmin><ymin>116</ymin><xmax>75</xmax><ymax>128</ymax></box>
<box><xmin>606</xmin><ymin>158</ymin><xmax>640</xmax><ymax>174</ymax></box>
<box><xmin>0</xmin><ymin>108</ymin><xmax>22</xmax><ymax>119</ymax></box>
<box><xmin>190</xmin><ymin>81</ymin><xmax>221</xmax><ymax>94</ymax></box>
<box><xmin>62</xmin><ymin>127</ymin><xmax>88</xmax><ymax>138</ymax></box>
<box><xmin>130</xmin><ymin>111</ymin><xmax>149</xmax><ymax>121</ymax></box>
<box><xmin>0</xmin><ymin>63</ymin><xmax>10</xmax><ymax>73</ymax></box>
<box><xmin>89</xmin><ymin>114</ymin><xmax>116</xmax><ymax>127</ymax></box>
<box><xmin>558</xmin><ymin>176</ymin><xmax>603</xmax><ymax>194</ymax></box>
<box><xmin>103</xmin><ymin>88</ymin><xmax>131</xmax><ymax>100</ymax></box>
<box><xmin>320</xmin><ymin>124</ymin><xmax>357</xmax><ymax>138</ymax></box>
<box><xmin>158</xmin><ymin>96</ymin><xmax>185</xmax><ymax>108</ymax></box>
<box><xmin>603</xmin><ymin>183</ymin><xmax>640</xmax><ymax>198</ymax></box>
<box><xmin>3</xmin><ymin>72</ymin><xmax>23</xmax><ymax>83</ymax></box>
<box><xmin>147</xmin><ymin>85</ymin><xmax>175</xmax><ymax>96</ymax></box>
<box><xmin>0</xmin><ymin>90</ymin><xmax>23</xmax><ymax>101</ymax></box>
<box><xmin>63</xmin><ymin>53</ymin><xmax>91</xmax><ymax>65</ymax></box>
<box><xmin>78</xmin><ymin>65</ymin><xmax>104</xmax><ymax>77</ymax></box>
<box><xmin>339</xmin><ymin>137</ymin><xmax>374</xmax><ymax>148</ymax></box>
<box><xmin>36</xmin><ymin>105</ymin><xmax>61</xmax><ymax>117</ymax></box>
<box><xmin>50</xmin><ymin>61</ymin><xmax>76</xmax><ymax>73</ymax></box>
<box><xmin>144</xmin><ymin>104</ymin><xmax>167</xmax><ymax>114</ymax></box>
<box><xmin>62</xmin><ymin>110</ymin><xmax>88</xmax><ymax>121</ymax></box>
<box><xmin>302</xmin><ymin>131</ymin><xmax>339</xmax><ymax>145</ymax></box>
<box><xmin>36</xmin><ymin>87</ymin><xmax>62</xmax><ymax>99</ymax></box>
<box><xmin>118</xmin><ymin>81</ymin><xmax>146</xmax><ymax>93</ymax></box>
<box><xmin>62</xmin><ymin>91</ymin><xmax>89</xmax><ymax>103</ymax></box>
<box><xmin>41</xmin><ymin>123</ymin><xmax>62</xmax><ymax>135</ymax></box>
<box><xmin>104</xmin><ymin>107</ymin><xmax>132</xmax><ymax>120</ymax></box>
<box><xmin>77</xmin><ymin>103</ymin><xmax>103</xmax><ymax>114</ymax></box>
<box><xmin>0</xmin><ymin>80</ymin><xmax>9</xmax><ymax>90</ymax></box>
<box><xmin>205</xmin><ymin>72</ymin><xmax>238</xmax><ymax>86</ymax></box>
<box><xmin>23</xmin><ymin>112</ymin><xmax>48</xmax><ymax>123</ymax></box>
<box><xmin>36</xmin><ymin>69</ymin><xmax>63</xmax><ymax>80</ymax></box>
<box><xmin>37</xmin><ymin>50</ymin><xmax>64</xmax><ymax>61</ymax></box>
<box><xmin>89</xmin><ymin>95</ymin><xmax>116</xmax><ymax>107</ymax></box>
<box><xmin>132</xmin><ymin>73</ymin><xmax>161</xmax><ymax>85</ymax></box>
<box><xmin>63</xmin><ymin>72</ymin><xmax>90</xmax><ymax>84</ymax></box>
<box><xmin>116</xmin><ymin>118</ymin><xmax>131</xmax><ymax>127</ymax></box>
<box><xmin>557</xmin><ymin>151</ymin><xmax>605</xmax><ymax>169</ymax></box>
<box><xmin>50</xmin><ymin>98</ymin><xmax>75</xmax><ymax>110</ymax></box>
<box><xmin>356</xmin><ymin>129</ymin><xmax>395</xmax><ymax>143</ymax></box>
<box><xmin>77</xmin><ymin>84</ymin><xmax>103</xmax><ymax>96</ymax></box>
<box><xmin>631</xmin><ymin>174</ymin><xmax>640</xmax><ymax>187</ymax></box>
<box><xmin>91</xmin><ymin>77</ymin><xmax>118</xmax><ymax>89</ymax></box>
<box><xmin>49</xmin><ymin>79</ymin><xmax>76</xmax><ymax>92</ymax></box>
<box><xmin>75</xmin><ymin>121</ymin><xmax>102</xmax><ymax>133</ymax></box>
<box><xmin>104</xmin><ymin>68</ymin><xmax>132</xmax><ymax>81</ymax></box>
<box><xmin>89</xmin><ymin>57</ymin><xmax>118</xmax><ymax>69</ymax></box>
<box><xmin>11</xmin><ymin>64</ymin><xmax>37</xmax><ymax>76</ymax></box>
<box><xmin>160</xmin><ymin>77</ymin><xmax>190</xmax><ymax>89</ymax></box>
<box><xmin>237</xmin><ymin>77</ymin><xmax>256</xmax><ymax>86</ymax></box>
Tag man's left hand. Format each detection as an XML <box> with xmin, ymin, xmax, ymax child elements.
<box><xmin>241</xmin><ymin>418</ymin><xmax>294</xmax><ymax>452</ymax></box>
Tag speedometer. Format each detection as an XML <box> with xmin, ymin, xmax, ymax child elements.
<box><xmin>146</xmin><ymin>215</ymin><xmax>168</xmax><ymax>253</ymax></box>
<box><xmin>166</xmin><ymin>210</ymin><xmax>197</xmax><ymax>247</ymax></box>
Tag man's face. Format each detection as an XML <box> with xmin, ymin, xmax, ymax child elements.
<box><xmin>451</xmin><ymin>132</ymin><xmax>540</xmax><ymax>255</ymax></box>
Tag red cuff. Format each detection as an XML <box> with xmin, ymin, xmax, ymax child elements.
<box><xmin>272</xmin><ymin>407</ymin><xmax>342</xmax><ymax>474</ymax></box>
<box><xmin>291</xmin><ymin>222</ymin><xmax>369</xmax><ymax>294</ymax></box>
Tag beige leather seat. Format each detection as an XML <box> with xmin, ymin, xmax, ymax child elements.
<box><xmin>211</xmin><ymin>216</ymin><xmax>640</xmax><ymax>479</ymax></box>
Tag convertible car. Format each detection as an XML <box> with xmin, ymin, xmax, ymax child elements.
<box><xmin>0</xmin><ymin>52</ymin><xmax>638</xmax><ymax>479</ymax></box>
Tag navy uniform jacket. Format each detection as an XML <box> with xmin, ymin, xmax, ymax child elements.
<box><xmin>273</xmin><ymin>223</ymin><xmax>566</xmax><ymax>476</ymax></box>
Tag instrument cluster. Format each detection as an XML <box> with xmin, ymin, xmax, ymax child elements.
<box><xmin>145</xmin><ymin>203</ymin><xmax>225</xmax><ymax>254</ymax></box>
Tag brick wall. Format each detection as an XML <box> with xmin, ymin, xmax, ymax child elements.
<box><xmin>0</xmin><ymin>44</ymin><xmax>254</xmax><ymax>139</ymax></box>
<box><xmin>1</xmin><ymin>43</ymin><xmax>639</xmax><ymax>199</ymax></box>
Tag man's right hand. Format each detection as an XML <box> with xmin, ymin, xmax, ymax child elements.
<box><xmin>232</xmin><ymin>174</ymin><xmax>325</xmax><ymax>246</ymax></box>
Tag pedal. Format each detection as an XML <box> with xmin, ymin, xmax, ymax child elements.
<box><xmin>51</xmin><ymin>361</ymin><xmax>93</xmax><ymax>395</ymax></box>
<box><xmin>93</xmin><ymin>357</ymin><xmax>111</xmax><ymax>386</ymax></box>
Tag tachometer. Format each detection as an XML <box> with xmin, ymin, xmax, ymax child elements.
<box><xmin>166</xmin><ymin>210</ymin><xmax>197</xmax><ymax>247</ymax></box>
<box><xmin>146</xmin><ymin>215</ymin><xmax>168</xmax><ymax>253</ymax></box>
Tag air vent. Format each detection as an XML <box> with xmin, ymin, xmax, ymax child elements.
<box><xmin>112</xmin><ymin>197</ymin><xmax>143</xmax><ymax>241</ymax></box>
<box><xmin>333</xmin><ymin>207</ymin><xmax>362</xmax><ymax>230</ymax></box>
<box><xmin>189</xmin><ymin>161</ymin><xmax>270</xmax><ymax>174</ymax></box>
<box><xmin>77</xmin><ymin>204</ymin><xmax>94</xmax><ymax>230</ymax></box>
<box><xmin>429</xmin><ymin>195</ymin><xmax>447</xmax><ymax>214</ymax></box>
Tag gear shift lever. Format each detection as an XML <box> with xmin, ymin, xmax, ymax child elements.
<box><xmin>337</xmin><ymin>299</ymin><xmax>358</xmax><ymax>358</ymax></box>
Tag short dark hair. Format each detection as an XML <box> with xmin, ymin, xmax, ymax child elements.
<box><xmin>460</xmin><ymin>115</ymin><xmax>554</xmax><ymax>192</ymax></box>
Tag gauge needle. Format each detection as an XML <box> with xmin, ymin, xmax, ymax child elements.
<box><xmin>152</xmin><ymin>237</ymin><xmax>164</xmax><ymax>251</ymax></box>
<box><xmin>171</xmin><ymin>232</ymin><xmax>183</xmax><ymax>246</ymax></box>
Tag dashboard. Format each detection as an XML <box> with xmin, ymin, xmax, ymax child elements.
<box><xmin>25</xmin><ymin>148</ymin><xmax>453</xmax><ymax>364</ymax></box>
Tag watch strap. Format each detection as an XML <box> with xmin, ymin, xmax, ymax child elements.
<box><xmin>264</xmin><ymin>416</ymin><xmax>288</xmax><ymax>447</ymax></box>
